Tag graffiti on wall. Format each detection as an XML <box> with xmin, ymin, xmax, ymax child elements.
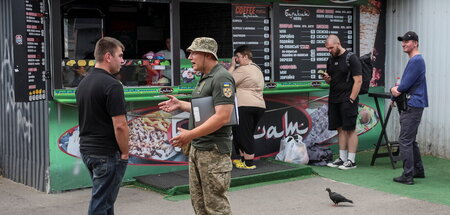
<box><xmin>1</xmin><ymin>37</ymin><xmax>33</xmax><ymax>144</ymax></box>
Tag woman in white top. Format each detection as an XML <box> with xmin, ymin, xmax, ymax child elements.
<box><xmin>228</xmin><ymin>45</ymin><xmax>266</xmax><ymax>169</ymax></box>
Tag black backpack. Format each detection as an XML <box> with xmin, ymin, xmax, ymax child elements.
<box><xmin>345</xmin><ymin>52</ymin><xmax>373</xmax><ymax>95</ymax></box>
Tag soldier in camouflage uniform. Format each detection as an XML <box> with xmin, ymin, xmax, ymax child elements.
<box><xmin>158</xmin><ymin>37</ymin><xmax>235</xmax><ymax>214</ymax></box>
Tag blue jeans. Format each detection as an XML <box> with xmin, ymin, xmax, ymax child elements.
<box><xmin>81</xmin><ymin>152</ymin><xmax>128</xmax><ymax>215</ymax></box>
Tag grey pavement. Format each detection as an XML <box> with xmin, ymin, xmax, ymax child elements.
<box><xmin>1</xmin><ymin>176</ymin><xmax>449</xmax><ymax>215</ymax></box>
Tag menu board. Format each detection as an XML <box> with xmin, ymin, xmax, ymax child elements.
<box><xmin>12</xmin><ymin>0</ymin><xmax>47</xmax><ymax>102</ymax></box>
<box><xmin>232</xmin><ymin>4</ymin><xmax>271</xmax><ymax>82</ymax></box>
<box><xmin>277</xmin><ymin>5</ymin><xmax>354</xmax><ymax>82</ymax></box>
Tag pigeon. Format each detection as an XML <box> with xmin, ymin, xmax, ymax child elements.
<box><xmin>325</xmin><ymin>188</ymin><xmax>353</xmax><ymax>206</ymax></box>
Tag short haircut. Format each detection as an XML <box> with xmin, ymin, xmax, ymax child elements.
<box><xmin>94</xmin><ymin>37</ymin><xmax>125</xmax><ymax>62</ymax></box>
<box><xmin>325</xmin><ymin>34</ymin><xmax>340</xmax><ymax>45</ymax></box>
<box><xmin>234</xmin><ymin>45</ymin><xmax>253</xmax><ymax>60</ymax></box>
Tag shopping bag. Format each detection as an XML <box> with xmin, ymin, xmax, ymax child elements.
<box><xmin>276</xmin><ymin>135</ymin><xmax>309</xmax><ymax>165</ymax></box>
<box><xmin>275</xmin><ymin>136</ymin><xmax>292</xmax><ymax>161</ymax></box>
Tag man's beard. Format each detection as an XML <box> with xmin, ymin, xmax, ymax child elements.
<box><xmin>332</xmin><ymin>48</ymin><xmax>341</xmax><ymax>57</ymax></box>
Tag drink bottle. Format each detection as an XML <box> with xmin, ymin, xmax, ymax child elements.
<box><xmin>395</xmin><ymin>77</ymin><xmax>401</xmax><ymax>86</ymax></box>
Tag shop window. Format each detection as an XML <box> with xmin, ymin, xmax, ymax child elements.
<box><xmin>180</xmin><ymin>2</ymin><xmax>232</xmax><ymax>58</ymax></box>
<box><xmin>62</xmin><ymin>7</ymin><xmax>103</xmax><ymax>88</ymax></box>
<box><xmin>176</xmin><ymin>2</ymin><xmax>232</xmax><ymax>88</ymax></box>
<box><xmin>61</xmin><ymin>1</ymin><xmax>173</xmax><ymax>88</ymax></box>
<box><xmin>63</xmin><ymin>9</ymin><xmax>103</xmax><ymax>59</ymax></box>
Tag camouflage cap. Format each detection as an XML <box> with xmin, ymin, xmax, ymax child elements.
<box><xmin>186</xmin><ymin>37</ymin><xmax>218</xmax><ymax>60</ymax></box>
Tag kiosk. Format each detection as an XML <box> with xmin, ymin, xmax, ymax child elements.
<box><xmin>1</xmin><ymin>0</ymin><xmax>387</xmax><ymax>192</ymax></box>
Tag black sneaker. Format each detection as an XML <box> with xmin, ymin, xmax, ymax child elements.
<box><xmin>338</xmin><ymin>160</ymin><xmax>357</xmax><ymax>170</ymax></box>
<box><xmin>393</xmin><ymin>175</ymin><xmax>414</xmax><ymax>185</ymax></box>
<box><xmin>413</xmin><ymin>172</ymin><xmax>425</xmax><ymax>178</ymax></box>
<box><xmin>327</xmin><ymin>158</ymin><xmax>344</xmax><ymax>168</ymax></box>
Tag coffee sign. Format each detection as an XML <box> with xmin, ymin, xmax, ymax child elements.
<box><xmin>232</xmin><ymin>4</ymin><xmax>271</xmax><ymax>82</ymax></box>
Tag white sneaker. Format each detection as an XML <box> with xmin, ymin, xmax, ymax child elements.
<box><xmin>338</xmin><ymin>160</ymin><xmax>357</xmax><ymax>170</ymax></box>
<box><xmin>327</xmin><ymin>158</ymin><xmax>344</xmax><ymax>168</ymax></box>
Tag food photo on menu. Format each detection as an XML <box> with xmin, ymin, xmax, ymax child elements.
<box><xmin>58</xmin><ymin>109</ymin><xmax>190</xmax><ymax>164</ymax></box>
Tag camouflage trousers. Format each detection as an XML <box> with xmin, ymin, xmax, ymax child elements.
<box><xmin>189</xmin><ymin>145</ymin><xmax>233</xmax><ymax>215</ymax></box>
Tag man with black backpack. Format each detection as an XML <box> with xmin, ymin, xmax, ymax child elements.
<box><xmin>322</xmin><ymin>35</ymin><xmax>362</xmax><ymax>170</ymax></box>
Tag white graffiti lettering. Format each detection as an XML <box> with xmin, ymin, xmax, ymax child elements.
<box><xmin>254</xmin><ymin>111</ymin><xmax>308</xmax><ymax>140</ymax></box>
<box><xmin>2</xmin><ymin>37</ymin><xmax>33</xmax><ymax>143</ymax></box>
<box><xmin>282</xmin><ymin>112</ymin><xmax>307</xmax><ymax>136</ymax></box>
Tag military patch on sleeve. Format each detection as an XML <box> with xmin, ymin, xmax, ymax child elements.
<box><xmin>222</xmin><ymin>82</ymin><xmax>233</xmax><ymax>98</ymax></box>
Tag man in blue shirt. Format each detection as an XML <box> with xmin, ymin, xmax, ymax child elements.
<box><xmin>391</xmin><ymin>31</ymin><xmax>428</xmax><ymax>185</ymax></box>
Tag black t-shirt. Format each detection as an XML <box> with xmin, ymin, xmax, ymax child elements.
<box><xmin>327</xmin><ymin>51</ymin><xmax>362</xmax><ymax>103</ymax></box>
<box><xmin>76</xmin><ymin>68</ymin><xmax>127</xmax><ymax>155</ymax></box>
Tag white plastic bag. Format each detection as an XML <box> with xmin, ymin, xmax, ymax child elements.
<box><xmin>275</xmin><ymin>136</ymin><xmax>292</xmax><ymax>161</ymax></box>
<box><xmin>277</xmin><ymin>135</ymin><xmax>309</xmax><ymax>165</ymax></box>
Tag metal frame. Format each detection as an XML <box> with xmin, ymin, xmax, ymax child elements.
<box><xmin>272</xmin><ymin>3</ymin><xmax>280</xmax><ymax>82</ymax></box>
<box><xmin>49</xmin><ymin>0</ymin><xmax>63</xmax><ymax>91</ymax></box>
<box><xmin>171</xmin><ymin>0</ymin><xmax>181</xmax><ymax>86</ymax></box>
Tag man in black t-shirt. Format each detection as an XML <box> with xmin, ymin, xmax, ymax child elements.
<box><xmin>76</xmin><ymin>37</ymin><xmax>130</xmax><ymax>214</ymax></box>
<box><xmin>322</xmin><ymin>35</ymin><xmax>362</xmax><ymax>170</ymax></box>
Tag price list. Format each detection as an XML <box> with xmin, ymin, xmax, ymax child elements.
<box><xmin>12</xmin><ymin>0</ymin><xmax>46</xmax><ymax>102</ymax></box>
<box><xmin>277</xmin><ymin>5</ymin><xmax>353</xmax><ymax>82</ymax></box>
<box><xmin>232</xmin><ymin>4</ymin><xmax>271</xmax><ymax>82</ymax></box>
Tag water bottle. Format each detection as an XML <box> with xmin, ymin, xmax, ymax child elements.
<box><xmin>395</xmin><ymin>77</ymin><xmax>401</xmax><ymax>86</ymax></box>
